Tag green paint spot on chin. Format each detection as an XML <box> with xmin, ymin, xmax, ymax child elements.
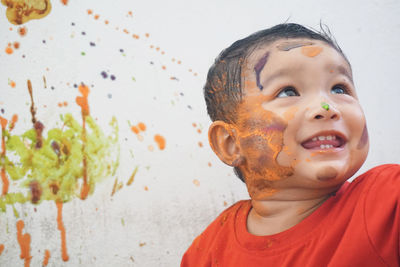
<box><xmin>321</xmin><ymin>102</ymin><xmax>330</xmax><ymax>111</ymax></box>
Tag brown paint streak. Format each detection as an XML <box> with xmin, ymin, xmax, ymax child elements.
<box><xmin>2</xmin><ymin>0</ymin><xmax>52</xmax><ymax>25</ymax></box>
<box><xmin>301</xmin><ymin>46</ymin><xmax>323</xmax><ymax>57</ymax></box>
<box><xmin>0</xmin><ymin>244</ymin><xmax>4</xmax><ymax>255</ymax></box>
<box><xmin>56</xmin><ymin>202</ymin><xmax>69</xmax><ymax>261</ymax></box>
<box><xmin>16</xmin><ymin>220</ymin><xmax>31</xmax><ymax>267</ymax></box>
<box><xmin>27</xmin><ymin>80</ymin><xmax>37</xmax><ymax>124</ymax></box>
<box><xmin>29</xmin><ymin>180</ymin><xmax>42</xmax><ymax>203</ymax></box>
<box><xmin>276</xmin><ymin>41</ymin><xmax>314</xmax><ymax>51</ymax></box>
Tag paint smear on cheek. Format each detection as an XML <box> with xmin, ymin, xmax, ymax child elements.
<box><xmin>301</xmin><ymin>46</ymin><xmax>323</xmax><ymax>57</ymax></box>
<box><xmin>357</xmin><ymin>124</ymin><xmax>369</xmax><ymax>149</ymax></box>
<box><xmin>237</xmin><ymin>104</ymin><xmax>293</xmax><ymax>199</ymax></box>
<box><xmin>283</xmin><ymin>106</ymin><xmax>299</xmax><ymax>121</ymax></box>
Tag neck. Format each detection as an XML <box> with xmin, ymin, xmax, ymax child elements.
<box><xmin>247</xmin><ymin>194</ymin><xmax>331</xmax><ymax>236</ymax></box>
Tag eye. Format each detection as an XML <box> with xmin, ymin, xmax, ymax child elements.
<box><xmin>277</xmin><ymin>86</ymin><xmax>299</xmax><ymax>98</ymax></box>
<box><xmin>331</xmin><ymin>84</ymin><xmax>349</xmax><ymax>95</ymax></box>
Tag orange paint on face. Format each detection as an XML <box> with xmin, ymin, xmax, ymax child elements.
<box><xmin>131</xmin><ymin>126</ymin><xmax>139</xmax><ymax>134</ymax></box>
<box><xmin>0</xmin><ymin>244</ymin><xmax>4</xmax><ymax>255</ymax></box>
<box><xmin>5</xmin><ymin>46</ymin><xmax>13</xmax><ymax>54</ymax></box>
<box><xmin>301</xmin><ymin>46</ymin><xmax>323</xmax><ymax>57</ymax></box>
<box><xmin>137</xmin><ymin>122</ymin><xmax>146</xmax><ymax>131</ymax></box>
<box><xmin>283</xmin><ymin>106</ymin><xmax>298</xmax><ymax>121</ymax></box>
<box><xmin>16</xmin><ymin>220</ymin><xmax>31</xmax><ymax>267</ymax></box>
<box><xmin>43</xmin><ymin>250</ymin><xmax>50</xmax><ymax>266</ymax></box>
<box><xmin>56</xmin><ymin>202</ymin><xmax>69</xmax><ymax>261</ymax></box>
<box><xmin>18</xmin><ymin>26</ymin><xmax>27</xmax><ymax>36</ymax></box>
<box><xmin>235</xmin><ymin>97</ymin><xmax>293</xmax><ymax>199</ymax></box>
<box><xmin>154</xmin><ymin>134</ymin><xmax>166</xmax><ymax>150</ymax></box>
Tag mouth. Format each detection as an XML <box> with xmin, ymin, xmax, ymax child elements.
<box><xmin>301</xmin><ymin>131</ymin><xmax>347</xmax><ymax>151</ymax></box>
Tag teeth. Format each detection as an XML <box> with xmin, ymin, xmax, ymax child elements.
<box><xmin>319</xmin><ymin>144</ymin><xmax>333</xmax><ymax>149</ymax></box>
<box><xmin>326</xmin><ymin>135</ymin><xmax>332</xmax><ymax>140</ymax></box>
<box><xmin>320</xmin><ymin>144</ymin><xmax>325</xmax><ymax>149</ymax></box>
<box><xmin>312</xmin><ymin>137</ymin><xmax>317</xmax><ymax>141</ymax></box>
<box><xmin>318</xmin><ymin>136</ymin><xmax>326</xmax><ymax>141</ymax></box>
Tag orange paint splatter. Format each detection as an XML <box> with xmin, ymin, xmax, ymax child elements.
<box><xmin>137</xmin><ymin>122</ymin><xmax>146</xmax><ymax>131</ymax></box>
<box><xmin>104</xmin><ymin>20</ymin><xmax>109</xmax><ymax>25</ymax></box>
<box><xmin>301</xmin><ymin>46</ymin><xmax>323</xmax><ymax>57</ymax></box>
<box><xmin>223</xmin><ymin>201</ymin><xmax>228</xmax><ymax>206</ymax></box>
<box><xmin>87</xmin><ymin>9</ymin><xmax>92</xmax><ymax>14</ymax></box>
<box><xmin>156</xmin><ymin>47</ymin><xmax>160</xmax><ymax>51</ymax></box>
<box><xmin>162</xmin><ymin>66</ymin><xmax>166</xmax><ymax>70</ymax></box>
<box><xmin>0</xmin><ymin>244</ymin><xmax>4</xmax><ymax>255</ymax></box>
<box><xmin>192</xmin><ymin>123</ymin><xmax>197</xmax><ymax>127</ymax></box>
<box><xmin>5</xmin><ymin>46</ymin><xmax>13</xmax><ymax>54</ymax></box>
<box><xmin>76</xmin><ymin>84</ymin><xmax>90</xmax><ymax>199</ymax></box>
<box><xmin>18</xmin><ymin>26</ymin><xmax>27</xmax><ymax>36</ymax></box>
<box><xmin>16</xmin><ymin>220</ymin><xmax>31</xmax><ymax>267</ymax></box>
<box><xmin>131</xmin><ymin>126</ymin><xmax>139</xmax><ymax>134</ymax></box>
<box><xmin>132</xmin><ymin>34</ymin><xmax>139</xmax><ymax>39</ymax></box>
<box><xmin>13</xmin><ymin>42</ymin><xmax>20</xmax><ymax>49</ymax></box>
<box><xmin>145</xmin><ymin>33</ymin><xmax>149</xmax><ymax>38</ymax></box>
<box><xmin>144</xmin><ymin>186</ymin><xmax>148</xmax><ymax>191</ymax></box>
<box><xmin>193</xmin><ymin>179</ymin><xmax>200</xmax><ymax>186</ymax></box>
<box><xmin>56</xmin><ymin>202</ymin><xmax>69</xmax><ymax>261</ymax></box>
<box><xmin>60</xmin><ymin>0</ymin><xmax>68</xmax><ymax>5</ymax></box>
<box><xmin>198</xmin><ymin>141</ymin><xmax>203</xmax><ymax>148</ymax></box>
<box><xmin>197</xmin><ymin>129</ymin><xmax>202</xmax><ymax>134</ymax></box>
<box><xmin>128</xmin><ymin>11</ymin><xmax>133</xmax><ymax>16</ymax></box>
<box><xmin>123</xmin><ymin>29</ymin><xmax>129</xmax><ymax>34</ymax></box>
<box><xmin>208</xmin><ymin>162</ymin><xmax>212</xmax><ymax>167</ymax></box>
<box><xmin>43</xmin><ymin>250</ymin><xmax>50</xmax><ymax>266</ymax></box>
<box><xmin>63</xmin><ymin>101</ymin><xmax>68</xmax><ymax>107</ymax></box>
<box><xmin>177</xmin><ymin>60</ymin><xmax>181</xmax><ymax>64</ymax></box>
<box><xmin>94</xmin><ymin>14</ymin><xmax>100</xmax><ymax>20</ymax></box>
<box><xmin>154</xmin><ymin>134</ymin><xmax>166</xmax><ymax>150</ymax></box>
<box><xmin>58</xmin><ymin>103</ymin><xmax>62</xmax><ymax>107</ymax></box>
<box><xmin>10</xmin><ymin>80</ymin><xmax>16</xmax><ymax>88</ymax></box>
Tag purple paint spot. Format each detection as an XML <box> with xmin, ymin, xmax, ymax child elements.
<box><xmin>187</xmin><ymin>105</ymin><xmax>192</xmax><ymax>110</ymax></box>
<box><xmin>71</xmin><ymin>22</ymin><xmax>75</xmax><ymax>26</ymax></box>
<box><xmin>119</xmin><ymin>49</ymin><xmax>124</xmax><ymax>52</ymax></box>
<box><xmin>101</xmin><ymin>71</ymin><xmax>108</xmax><ymax>79</ymax></box>
<box><xmin>51</xmin><ymin>86</ymin><xmax>55</xmax><ymax>90</ymax></box>
<box><xmin>73</xmin><ymin>84</ymin><xmax>78</xmax><ymax>88</ymax></box>
<box><xmin>90</xmin><ymin>42</ymin><xmax>96</xmax><ymax>46</ymax></box>
<box><xmin>254</xmin><ymin>52</ymin><xmax>269</xmax><ymax>90</ymax></box>
<box><xmin>42</xmin><ymin>40</ymin><xmax>46</xmax><ymax>44</ymax></box>
<box><xmin>1</xmin><ymin>109</ymin><xmax>4</xmax><ymax>114</ymax></box>
<box><xmin>81</xmin><ymin>32</ymin><xmax>86</xmax><ymax>35</ymax></box>
<box><xmin>107</xmin><ymin>94</ymin><xmax>112</xmax><ymax>99</ymax></box>
<box><xmin>110</xmin><ymin>75</ymin><xmax>116</xmax><ymax>81</ymax></box>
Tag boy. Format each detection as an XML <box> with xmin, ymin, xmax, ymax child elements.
<box><xmin>181</xmin><ymin>23</ymin><xmax>400</xmax><ymax>266</ymax></box>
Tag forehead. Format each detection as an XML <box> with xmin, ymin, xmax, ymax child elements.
<box><xmin>244</xmin><ymin>39</ymin><xmax>350</xmax><ymax>71</ymax></box>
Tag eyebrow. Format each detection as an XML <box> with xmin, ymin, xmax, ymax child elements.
<box><xmin>335</xmin><ymin>65</ymin><xmax>353</xmax><ymax>83</ymax></box>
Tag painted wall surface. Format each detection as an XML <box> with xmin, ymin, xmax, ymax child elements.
<box><xmin>0</xmin><ymin>0</ymin><xmax>399</xmax><ymax>266</ymax></box>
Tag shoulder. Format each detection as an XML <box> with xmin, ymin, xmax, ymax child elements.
<box><xmin>181</xmin><ymin>200</ymin><xmax>250</xmax><ymax>267</ymax></box>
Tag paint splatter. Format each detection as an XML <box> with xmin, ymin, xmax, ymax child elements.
<box><xmin>1</xmin><ymin>0</ymin><xmax>52</xmax><ymax>25</ymax></box>
<box><xmin>0</xmin><ymin>81</ymin><xmax>119</xmax><ymax>212</ymax></box>
<box><xmin>127</xmin><ymin>166</ymin><xmax>138</xmax><ymax>186</ymax></box>
<box><xmin>16</xmin><ymin>220</ymin><xmax>31</xmax><ymax>267</ymax></box>
<box><xmin>254</xmin><ymin>52</ymin><xmax>269</xmax><ymax>90</ymax></box>
<box><xmin>154</xmin><ymin>134</ymin><xmax>166</xmax><ymax>150</ymax></box>
<box><xmin>0</xmin><ymin>244</ymin><xmax>4</xmax><ymax>255</ymax></box>
<box><xmin>5</xmin><ymin>44</ymin><xmax>13</xmax><ymax>54</ymax></box>
<box><xmin>301</xmin><ymin>46</ymin><xmax>323</xmax><ymax>57</ymax></box>
<box><xmin>111</xmin><ymin>177</ymin><xmax>123</xmax><ymax>196</ymax></box>
<box><xmin>192</xmin><ymin>179</ymin><xmax>200</xmax><ymax>186</ymax></box>
<box><xmin>60</xmin><ymin>0</ymin><xmax>68</xmax><ymax>5</ymax></box>
<box><xmin>56</xmin><ymin>202</ymin><xmax>69</xmax><ymax>261</ymax></box>
<box><xmin>42</xmin><ymin>249</ymin><xmax>50</xmax><ymax>266</ymax></box>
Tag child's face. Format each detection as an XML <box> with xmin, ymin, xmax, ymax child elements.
<box><xmin>235</xmin><ymin>39</ymin><xmax>369</xmax><ymax>200</ymax></box>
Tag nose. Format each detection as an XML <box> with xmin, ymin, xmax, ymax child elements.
<box><xmin>307</xmin><ymin>101</ymin><xmax>340</xmax><ymax>121</ymax></box>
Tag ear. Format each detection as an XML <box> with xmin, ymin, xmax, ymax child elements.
<box><xmin>208</xmin><ymin>121</ymin><xmax>244</xmax><ymax>167</ymax></box>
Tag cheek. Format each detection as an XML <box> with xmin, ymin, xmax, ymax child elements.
<box><xmin>357</xmin><ymin>124</ymin><xmax>369</xmax><ymax>149</ymax></box>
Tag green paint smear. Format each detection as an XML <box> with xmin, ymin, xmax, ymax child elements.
<box><xmin>0</xmin><ymin>113</ymin><xmax>119</xmax><ymax>212</ymax></box>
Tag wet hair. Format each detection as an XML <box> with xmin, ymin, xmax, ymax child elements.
<box><xmin>204</xmin><ymin>23</ymin><xmax>348</xmax><ymax>182</ymax></box>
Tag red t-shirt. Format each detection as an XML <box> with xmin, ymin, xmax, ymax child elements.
<box><xmin>181</xmin><ymin>164</ymin><xmax>400</xmax><ymax>267</ymax></box>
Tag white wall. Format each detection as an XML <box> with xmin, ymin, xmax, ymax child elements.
<box><xmin>0</xmin><ymin>0</ymin><xmax>399</xmax><ymax>266</ymax></box>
